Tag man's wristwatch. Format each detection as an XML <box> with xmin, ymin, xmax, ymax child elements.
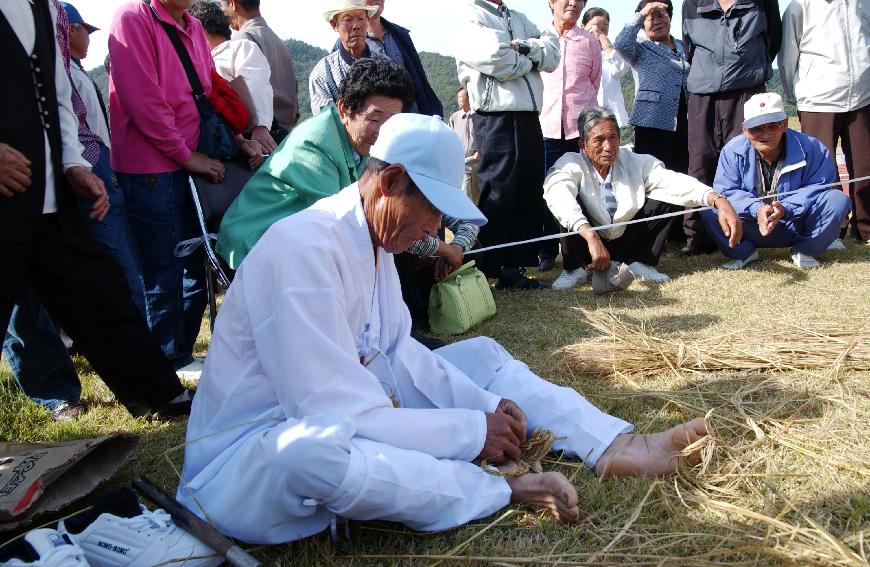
<box><xmin>709</xmin><ymin>192</ymin><xmax>725</xmax><ymax>209</ymax></box>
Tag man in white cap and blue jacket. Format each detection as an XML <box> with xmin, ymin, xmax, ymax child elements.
<box><xmin>701</xmin><ymin>93</ymin><xmax>851</xmax><ymax>270</ymax></box>
<box><xmin>177</xmin><ymin>114</ymin><xmax>710</xmax><ymax>544</ymax></box>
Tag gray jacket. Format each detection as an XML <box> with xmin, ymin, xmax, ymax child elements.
<box><xmin>614</xmin><ymin>13</ymin><xmax>689</xmax><ymax>132</ymax></box>
<box><xmin>234</xmin><ymin>17</ymin><xmax>299</xmax><ymax>130</ymax></box>
<box><xmin>456</xmin><ymin>0</ymin><xmax>560</xmax><ymax>113</ymax></box>
<box><xmin>682</xmin><ymin>0</ymin><xmax>781</xmax><ymax>95</ymax></box>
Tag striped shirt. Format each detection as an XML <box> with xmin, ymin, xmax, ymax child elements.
<box><xmin>309</xmin><ymin>44</ymin><xmax>376</xmax><ymax>115</ymax></box>
<box><xmin>540</xmin><ymin>25</ymin><xmax>602</xmax><ymax>140</ymax></box>
<box><xmin>53</xmin><ymin>0</ymin><xmax>101</xmax><ymax>165</ymax></box>
<box><xmin>406</xmin><ymin>215</ymin><xmax>480</xmax><ymax>258</ymax></box>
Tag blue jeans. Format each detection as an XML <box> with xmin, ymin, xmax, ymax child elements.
<box><xmin>701</xmin><ymin>190</ymin><xmax>852</xmax><ymax>260</ymax></box>
<box><xmin>2</xmin><ymin>289</ymin><xmax>79</xmax><ymax>410</ymax></box>
<box><xmin>77</xmin><ymin>145</ymin><xmax>147</xmax><ymax>315</ymax></box>
<box><xmin>117</xmin><ymin>170</ymin><xmax>206</xmax><ymax>368</ymax></box>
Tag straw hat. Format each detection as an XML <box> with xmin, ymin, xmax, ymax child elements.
<box><xmin>323</xmin><ymin>0</ymin><xmax>378</xmax><ymax>23</ymax></box>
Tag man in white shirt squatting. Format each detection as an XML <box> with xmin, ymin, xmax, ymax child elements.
<box><xmin>544</xmin><ymin>106</ymin><xmax>742</xmax><ymax>290</ymax></box>
<box><xmin>177</xmin><ymin>113</ymin><xmax>711</xmax><ymax>545</ymax></box>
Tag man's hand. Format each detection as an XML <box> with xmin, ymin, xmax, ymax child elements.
<box><xmin>478</xmin><ymin>409</ymin><xmax>525</xmax><ymax>464</ymax></box>
<box><xmin>250</xmin><ymin>125</ymin><xmax>277</xmax><ymax>154</ymax></box>
<box><xmin>756</xmin><ymin>201</ymin><xmax>785</xmax><ymax>236</ymax></box>
<box><xmin>434</xmin><ymin>242</ymin><xmax>464</xmax><ymax>280</ymax></box>
<box><xmin>639</xmin><ymin>1</ymin><xmax>670</xmax><ymax>17</ymax></box>
<box><xmin>495</xmin><ymin>398</ymin><xmax>527</xmax><ymax>443</ymax></box>
<box><xmin>236</xmin><ymin>136</ymin><xmax>265</xmax><ymax>170</ymax></box>
<box><xmin>0</xmin><ymin>143</ymin><xmax>32</xmax><ymax>198</ymax></box>
<box><xmin>579</xmin><ymin>224</ymin><xmax>610</xmax><ymax>271</ymax></box>
<box><xmin>65</xmin><ymin>166</ymin><xmax>109</xmax><ymax>221</ymax></box>
<box><xmin>710</xmin><ymin>196</ymin><xmax>743</xmax><ymax>248</ymax></box>
<box><xmin>183</xmin><ymin>151</ymin><xmax>225</xmax><ymax>183</ymax></box>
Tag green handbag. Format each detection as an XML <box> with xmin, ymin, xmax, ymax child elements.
<box><xmin>428</xmin><ymin>260</ymin><xmax>497</xmax><ymax>335</ymax></box>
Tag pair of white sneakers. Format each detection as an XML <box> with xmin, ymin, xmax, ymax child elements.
<box><xmin>552</xmin><ymin>262</ymin><xmax>670</xmax><ymax>290</ymax></box>
<box><xmin>722</xmin><ymin>238</ymin><xmax>848</xmax><ymax>270</ymax></box>
<box><xmin>0</xmin><ymin>489</ymin><xmax>223</xmax><ymax>567</ymax></box>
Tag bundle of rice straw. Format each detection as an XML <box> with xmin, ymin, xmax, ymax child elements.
<box><xmin>559</xmin><ymin>309</ymin><xmax>870</xmax><ymax>377</ymax></box>
<box><xmin>480</xmin><ymin>429</ymin><xmax>564</xmax><ymax>477</ymax></box>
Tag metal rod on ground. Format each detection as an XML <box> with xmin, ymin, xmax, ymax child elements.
<box><xmin>132</xmin><ymin>475</ymin><xmax>261</xmax><ymax>567</ymax></box>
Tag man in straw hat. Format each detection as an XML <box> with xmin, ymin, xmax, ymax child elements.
<box><xmin>544</xmin><ymin>106</ymin><xmax>742</xmax><ymax>290</ymax></box>
<box><xmin>309</xmin><ymin>0</ymin><xmax>379</xmax><ymax>115</ymax></box>
<box><xmin>701</xmin><ymin>92</ymin><xmax>851</xmax><ymax>270</ymax></box>
<box><xmin>178</xmin><ymin>113</ymin><xmax>710</xmax><ymax>544</ymax></box>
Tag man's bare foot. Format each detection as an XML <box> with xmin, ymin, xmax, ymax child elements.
<box><xmin>505</xmin><ymin>471</ymin><xmax>579</xmax><ymax>522</ymax></box>
<box><xmin>594</xmin><ymin>417</ymin><xmax>709</xmax><ymax>479</ymax></box>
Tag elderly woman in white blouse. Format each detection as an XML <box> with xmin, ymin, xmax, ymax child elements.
<box><xmin>582</xmin><ymin>8</ymin><xmax>629</xmax><ymax>128</ymax></box>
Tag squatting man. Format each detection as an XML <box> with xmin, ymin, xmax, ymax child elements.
<box><xmin>177</xmin><ymin>114</ymin><xmax>710</xmax><ymax>544</ymax></box>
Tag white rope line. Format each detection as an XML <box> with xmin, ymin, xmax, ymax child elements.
<box><xmin>465</xmin><ymin>175</ymin><xmax>869</xmax><ymax>256</ymax></box>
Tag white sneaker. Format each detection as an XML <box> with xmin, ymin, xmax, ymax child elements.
<box><xmin>721</xmin><ymin>251</ymin><xmax>760</xmax><ymax>270</ymax></box>
<box><xmin>627</xmin><ymin>262</ymin><xmax>669</xmax><ymax>283</ymax></box>
<box><xmin>791</xmin><ymin>249</ymin><xmax>820</xmax><ymax>269</ymax></box>
<box><xmin>551</xmin><ymin>268</ymin><xmax>587</xmax><ymax>290</ymax></box>
<box><xmin>0</xmin><ymin>528</ymin><xmax>90</xmax><ymax>566</ymax></box>
<box><xmin>176</xmin><ymin>357</ymin><xmax>204</xmax><ymax>383</ymax></box>
<box><xmin>58</xmin><ymin>489</ymin><xmax>222</xmax><ymax>567</ymax></box>
<box><xmin>826</xmin><ymin>238</ymin><xmax>846</xmax><ymax>251</ymax></box>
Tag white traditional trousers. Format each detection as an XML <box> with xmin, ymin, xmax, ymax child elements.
<box><xmin>178</xmin><ymin>337</ymin><xmax>631</xmax><ymax>544</ymax></box>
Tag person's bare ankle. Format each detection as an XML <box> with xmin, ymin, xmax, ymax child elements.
<box><xmin>594</xmin><ymin>418</ymin><xmax>709</xmax><ymax>479</ymax></box>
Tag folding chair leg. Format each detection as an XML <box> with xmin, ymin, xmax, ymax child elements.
<box><xmin>205</xmin><ymin>254</ymin><xmax>218</xmax><ymax>333</ymax></box>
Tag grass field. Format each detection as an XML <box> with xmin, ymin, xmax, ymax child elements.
<box><xmin>2</xmin><ymin>239</ymin><xmax>868</xmax><ymax>566</ymax></box>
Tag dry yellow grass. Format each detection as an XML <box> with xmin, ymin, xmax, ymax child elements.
<box><xmin>1</xmin><ymin>240</ymin><xmax>868</xmax><ymax>565</ymax></box>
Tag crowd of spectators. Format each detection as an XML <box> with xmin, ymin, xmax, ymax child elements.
<box><xmin>0</xmin><ymin>0</ymin><xmax>866</xmax><ymax>426</ymax></box>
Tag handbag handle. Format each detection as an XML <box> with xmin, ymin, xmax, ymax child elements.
<box><xmin>144</xmin><ymin>0</ymin><xmax>211</xmax><ymax>114</ymax></box>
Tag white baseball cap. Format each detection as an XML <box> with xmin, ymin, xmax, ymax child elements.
<box><xmin>370</xmin><ymin>114</ymin><xmax>488</xmax><ymax>226</ymax></box>
<box><xmin>743</xmin><ymin>92</ymin><xmax>787</xmax><ymax>129</ymax></box>
<box><xmin>323</xmin><ymin>0</ymin><xmax>378</xmax><ymax>23</ymax></box>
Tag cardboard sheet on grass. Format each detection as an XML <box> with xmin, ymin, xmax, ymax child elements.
<box><xmin>0</xmin><ymin>434</ymin><xmax>137</xmax><ymax>531</ymax></box>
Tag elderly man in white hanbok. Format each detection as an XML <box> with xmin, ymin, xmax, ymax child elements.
<box><xmin>177</xmin><ymin>114</ymin><xmax>709</xmax><ymax>545</ymax></box>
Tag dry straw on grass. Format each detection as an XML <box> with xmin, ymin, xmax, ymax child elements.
<box><xmin>480</xmin><ymin>428</ymin><xmax>565</xmax><ymax>477</ymax></box>
<box><xmin>559</xmin><ymin>309</ymin><xmax>870</xmax><ymax>377</ymax></box>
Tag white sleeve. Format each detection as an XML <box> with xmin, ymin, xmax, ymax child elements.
<box><xmin>248</xmin><ymin>241</ymin><xmax>487</xmax><ymax>463</ymax></box>
<box><xmin>456</xmin><ymin>11</ymin><xmax>534</xmax><ymax>81</ymax></box>
<box><xmin>543</xmin><ymin>154</ymin><xmax>590</xmax><ymax>231</ymax></box>
<box><xmin>642</xmin><ymin>154</ymin><xmax>711</xmax><ymax>207</ymax></box>
<box><xmin>604</xmin><ymin>49</ymin><xmax>630</xmax><ymax>79</ymax></box>
<box><xmin>50</xmin><ymin>3</ymin><xmax>88</xmax><ymax>171</ymax></box>
<box><xmin>231</xmin><ymin>39</ymin><xmax>274</xmax><ymax>129</ymax></box>
<box><xmin>778</xmin><ymin>2</ymin><xmax>802</xmax><ymax>105</ymax></box>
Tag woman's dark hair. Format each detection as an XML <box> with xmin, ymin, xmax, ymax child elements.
<box><xmin>634</xmin><ymin>0</ymin><xmax>673</xmax><ymax>18</ymax></box>
<box><xmin>189</xmin><ymin>0</ymin><xmax>231</xmax><ymax>40</ymax></box>
<box><xmin>581</xmin><ymin>7</ymin><xmax>610</xmax><ymax>26</ymax></box>
<box><xmin>338</xmin><ymin>57</ymin><xmax>415</xmax><ymax>116</ymax></box>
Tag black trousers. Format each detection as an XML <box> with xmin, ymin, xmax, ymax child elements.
<box><xmin>473</xmin><ymin>111</ymin><xmax>546</xmax><ymax>275</ymax></box>
<box><xmin>633</xmin><ymin>91</ymin><xmax>689</xmax><ymax>174</ymax></box>
<box><xmin>800</xmin><ymin>104</ymin><xmax>870</xmax><ymax>241</ymax></box>
<box><xmin>0</xmin><ymin>215</ymin><xmax>184</xmax><ymax>412</ymax></box>
<box><xmin>685</xmin><ymin>85</ymin><xmax>764</xmax><ymax>248</ymax></box>
<box><xmin>394</xmin><ymin>252</ymin><xmax>437</xmax><ymax>330</ymax></box>
<box><xmin>560</xmin><ymin>199</ymin><xmax>681</xmax><ymax>270</ymax></box>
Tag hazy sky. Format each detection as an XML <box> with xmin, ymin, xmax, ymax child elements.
<box><xmin>72</xmin><ymin>0</ymin><xmax>692</xmax><ymax>70</ymax></box>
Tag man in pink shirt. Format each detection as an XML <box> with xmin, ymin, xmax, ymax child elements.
<box><xmin>109</xmin><ymin>0</ymin><xmax>224</xmax><ymax>378</ymax></box>
<box><xmin>538</xmin><ymin>0</ymin><xmax>601</xmax><ymax>271</ymax></box>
